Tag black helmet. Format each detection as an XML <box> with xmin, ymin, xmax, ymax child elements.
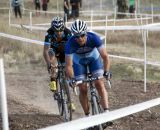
<box><xmin>71</xmin><ymin>19</ymin><xmax>87</xmax><ymax>36</ymax></box>
<box><xmin>51</xmin><ymin>17</ymin><xmax>65</xmax><ymax>31</ymax></box>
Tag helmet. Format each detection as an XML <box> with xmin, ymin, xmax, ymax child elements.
<box><xmin>51</xmin><ymin>17</ymin><xmax>65</xmax><ymax>31</ymax></box>
<box><xmin>71</xmin><ymin>19</ymin><xmax>87</xmax><ymax>36</ymax></box>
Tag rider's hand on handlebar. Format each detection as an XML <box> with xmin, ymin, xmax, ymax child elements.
<box><xmin>103</xmin><ymin>71</ymin><xmax>112</xmax><ymax>80</ymax></box>
<box><xmin>68</xmin><ymin>78</ymin><xmax>76</xmax><ymax>88</ymax></box>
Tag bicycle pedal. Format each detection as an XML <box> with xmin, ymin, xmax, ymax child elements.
<box><xmin>53</xmin><ymin>92</ymin><xmax>60</xmax><ymax>100</ymax></box>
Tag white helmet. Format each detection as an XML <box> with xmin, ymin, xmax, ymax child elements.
<box><xmin>71</xmin><ymin>19</ymin><xmax>87</xmax><ymax>36</ymax></box>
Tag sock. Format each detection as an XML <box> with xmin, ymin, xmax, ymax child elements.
<box><xmin>51</xmin><ymin>78</ymin><xmax>55</xmax><ymax>82</ymax></box>
<box><xmin>85</xmin><ymin>113</ymin><xmax>90</xmax><ymax>117</ymax></box>
<box><xmin>104</xmin><ymin>108</ymin><xmax>109</xmax><ymax>112</ymax></box>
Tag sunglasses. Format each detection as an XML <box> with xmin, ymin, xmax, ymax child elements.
<box><xmin>55</xmin><ymin>29</ymin><xmax>64</xmax><ymax>32</ymax></box>
<box><xmin>75</xmin><ymin>34</ymin><xmax>86</xmax><ymax>39</ymax></box>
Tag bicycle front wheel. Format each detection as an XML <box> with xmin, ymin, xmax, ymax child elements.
<box><xmin>56</xmin><ymin>78</ymin><xmax>63</xmax><ymax>116</ymax></box>
<box><xmin>61</xmin><ymin>80</ymin><xmax>72</xmax><ymax>121</ymax></box>
<box><xmin>91</xmin><ymin>96</ymin><xmax>104</xmax><ymax>130</ymax></box>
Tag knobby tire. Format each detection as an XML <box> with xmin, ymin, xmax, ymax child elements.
<box><xmin>91</xmin><ymin>93</ymin><xmax>103</xmax><ymax>130</ymax></box>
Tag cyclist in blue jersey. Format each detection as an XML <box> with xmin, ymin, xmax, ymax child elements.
<box><xmin>43</xmin><ymin>16</ymin><xmax>76</xmax><ymax>111</ymax></box>
<box><xmin>65</xmin><ymin>19</ymin><xmax>112</xmax><ymax>117</ymax></box>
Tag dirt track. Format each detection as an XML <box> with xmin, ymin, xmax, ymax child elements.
<box><xmin>0</xmin><ymin>64</ymin><xmax>159</xmax><ymax>130</ymax></box>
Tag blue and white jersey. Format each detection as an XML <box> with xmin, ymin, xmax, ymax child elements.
<box><xmin>65</xmin><ymin>32</ymin><xmax>104</xmax><ymax>65</ymax></box>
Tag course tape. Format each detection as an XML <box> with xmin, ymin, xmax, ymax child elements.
<box><xmin>38</xmin><ymin>98</ymin><xmax>160</xmax><ymax>130</ymax></box>
<box><xmin>0</xmin><ymin>32</ymin><xmax>44</xmax><ymax>45</ymax></box>
<box><xmin>11</xmin><ymin>22</ymin><xmax>160</xmax><ymax>31</ymax></box>
<box><xmin>0</xmin><ymin>32</ymin><xmax>159</xmax><ymax>67</ymax></box>
<box><xmin>109</xmin><ymin>55</ymin><xmax>160</xmax><ymax>67</ymax></box>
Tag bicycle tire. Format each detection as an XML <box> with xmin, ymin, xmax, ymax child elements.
<box><xmin>91</xmin><ymin>94</ymin><xmax>103</xmax><ymax>130</ymax></box>
<box><xmin>56</xmin><ymin>78</ymin><xmax>64</xmax><ymax>116</ymax></box>
<box><xmin>61</xmin><ymin>79</ymin><xmax>72</xmax><ymax>121</ymax></box>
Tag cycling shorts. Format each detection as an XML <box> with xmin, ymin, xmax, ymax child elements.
<box><xmin>73</xmin><ymin>56</ymin><xmax>104</xmax><ymax>81</ymax></box>
<box><xmin>48</xmin><ymin>48</ymin><xmax>65</xmax><ymax>63</ymax></box>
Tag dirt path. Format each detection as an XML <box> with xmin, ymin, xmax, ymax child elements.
<box><xmin>5</xmin><ymin>65</ymin><xmax>84</xmax><ymax>118</ymax></box>
<box><xmin>2</xmin><ymin>65</ymin><xmax>160</xmax><ymax>130</ymax></box>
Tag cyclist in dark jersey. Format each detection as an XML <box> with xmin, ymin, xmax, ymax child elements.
<box><xmin>65</xmin><ymin>19</ymin><xmax>112</xmax><ymax>117</ymax></box>
<box><xmin>43</xmin><ymin>16</ymin><xmax>76</xmax><ymax>111</ymax></box>
<box><xmin>43</xmin><ymin>16</ymin><xmax>72</xmax><ymax>91</ymax></box>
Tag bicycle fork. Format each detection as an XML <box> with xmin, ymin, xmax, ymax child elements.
<box><xmin>90</xmin><ymin>87</ymin><xmax>103</xmax><ymax>130</ymax></box>
<box><xmin>91</xmin><ymin>89</ymin><xmax>100</xmax><ymax>114</ymax></box>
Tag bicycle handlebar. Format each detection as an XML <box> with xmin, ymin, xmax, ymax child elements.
<box><xmin>69</xmin><ymin>75</ymin><xmax>112</xmax><ymax>89</ymax></box>
<box><xmin>70</xmin><ymin>76</ymin><xmax>104</xmax><ymax>85</ymax></box>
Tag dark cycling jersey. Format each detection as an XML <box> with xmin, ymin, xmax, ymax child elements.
<box><xmin>44</xmin><ymin>27</ymin><xmax>72</xmax><ymax>63</ymax></box>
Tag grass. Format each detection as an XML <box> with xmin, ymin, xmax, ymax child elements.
<box><xmin>111</xmin><ymin>59</ymin><xmax>160</xmax><ymax>82</ymax></box>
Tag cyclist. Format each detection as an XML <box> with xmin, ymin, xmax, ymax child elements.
<box><xmin>65</xmin><ymin>19</ymin><xmax>112</xmax><ymax>117</ymax></box>
<box><xmin>43</xmin><ymin>16</ymin><xmax>75</xmax><ymax>111</ymax></box>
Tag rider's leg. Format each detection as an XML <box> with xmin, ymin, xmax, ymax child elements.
<box><xmin>94</xmin><ymin>79</ymin><xmax>109</xmax><ymax>110</ymax></box>
<box><xmin>48</xmin><ymin>49</ymin><xmax>57</xmax><ymax>91</ymax></box>
<box><xmin>89</xmin><ymin>56</ymin><xmax>109</xmax><ymax>110</ymax></box>
<box><xmin>48</xmin><ymin>48</ymin><xmax>57</xmax><ymax>80</ymax></box>
<box><xmin>50</xmin><ymin>55</ymin><xmax>57</xmax><ymax>79</ymax></box>
<box><xmin>72</xmin><ymin>62</ymin><xmax>88</xmax><ymax>115</ymax></box>
<box><xmin>79</xmin><ymin>83</ymin><xmax>90</xmax><ymax>115</ymax></box>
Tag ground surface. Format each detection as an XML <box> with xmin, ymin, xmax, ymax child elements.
<box><xmin>0</xmin><ymin>65</ymin><xmax>159</xmax><ymax>130</ymax></box>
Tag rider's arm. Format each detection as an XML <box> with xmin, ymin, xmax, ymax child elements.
<box><xmin>43</xmin><ymin>44</ymin><xmax>50</xmax><ymax>67</ymax></box>
<box><xmin>65</xmin><ymin>55</ymin><xmax>74</xmax><ymax>78</ymax></box>
<box><xmin>92</xmin><ymin>33</ymin><xmax>110</xmax><ymax>72</ymax></box>
<box><xmin>98</xmin><ymin>46</ymin><xmax>110</xmax><ymax>72</ymax></box>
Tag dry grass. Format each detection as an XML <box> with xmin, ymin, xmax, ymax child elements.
<box><xmin>0</xmin><ymin>15</ymin><xmax>45</xmax><ymax>68</ymax></box>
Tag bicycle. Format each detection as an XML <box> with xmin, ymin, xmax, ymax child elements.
<box><xmin>70</xmin><ymin>73</ymin><xmax>110</xmax><ymax>130</ymax></box>
<box><xmin>51</xmin><ymin>62</ymin><xmax>72</xmax><ymax>122</ymax></box>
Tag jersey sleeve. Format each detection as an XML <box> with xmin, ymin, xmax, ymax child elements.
<box><xmin>44</xmin><ymin>32</ymin><xmax>50</xmax><ymax>46</ymax></box>
<box><xmin>92</xmin><ymin>33</ymin><xmax>103</xmax><ymax>48</ymax></box>
<box><xmin>65</xmin><ymin>41</ymin><xmax>71</xmax><ymax>55</ymax></box>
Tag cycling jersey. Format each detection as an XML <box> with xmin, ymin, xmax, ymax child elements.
<box><xmin>65</xmin><ymin>32</ymin><xmax>104</xmax><ymax>80</ymax></box>
<box><xmin>44</xmin><ymin>27</ymin><xmax>72</xmax><ymax>63</ymax></box>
